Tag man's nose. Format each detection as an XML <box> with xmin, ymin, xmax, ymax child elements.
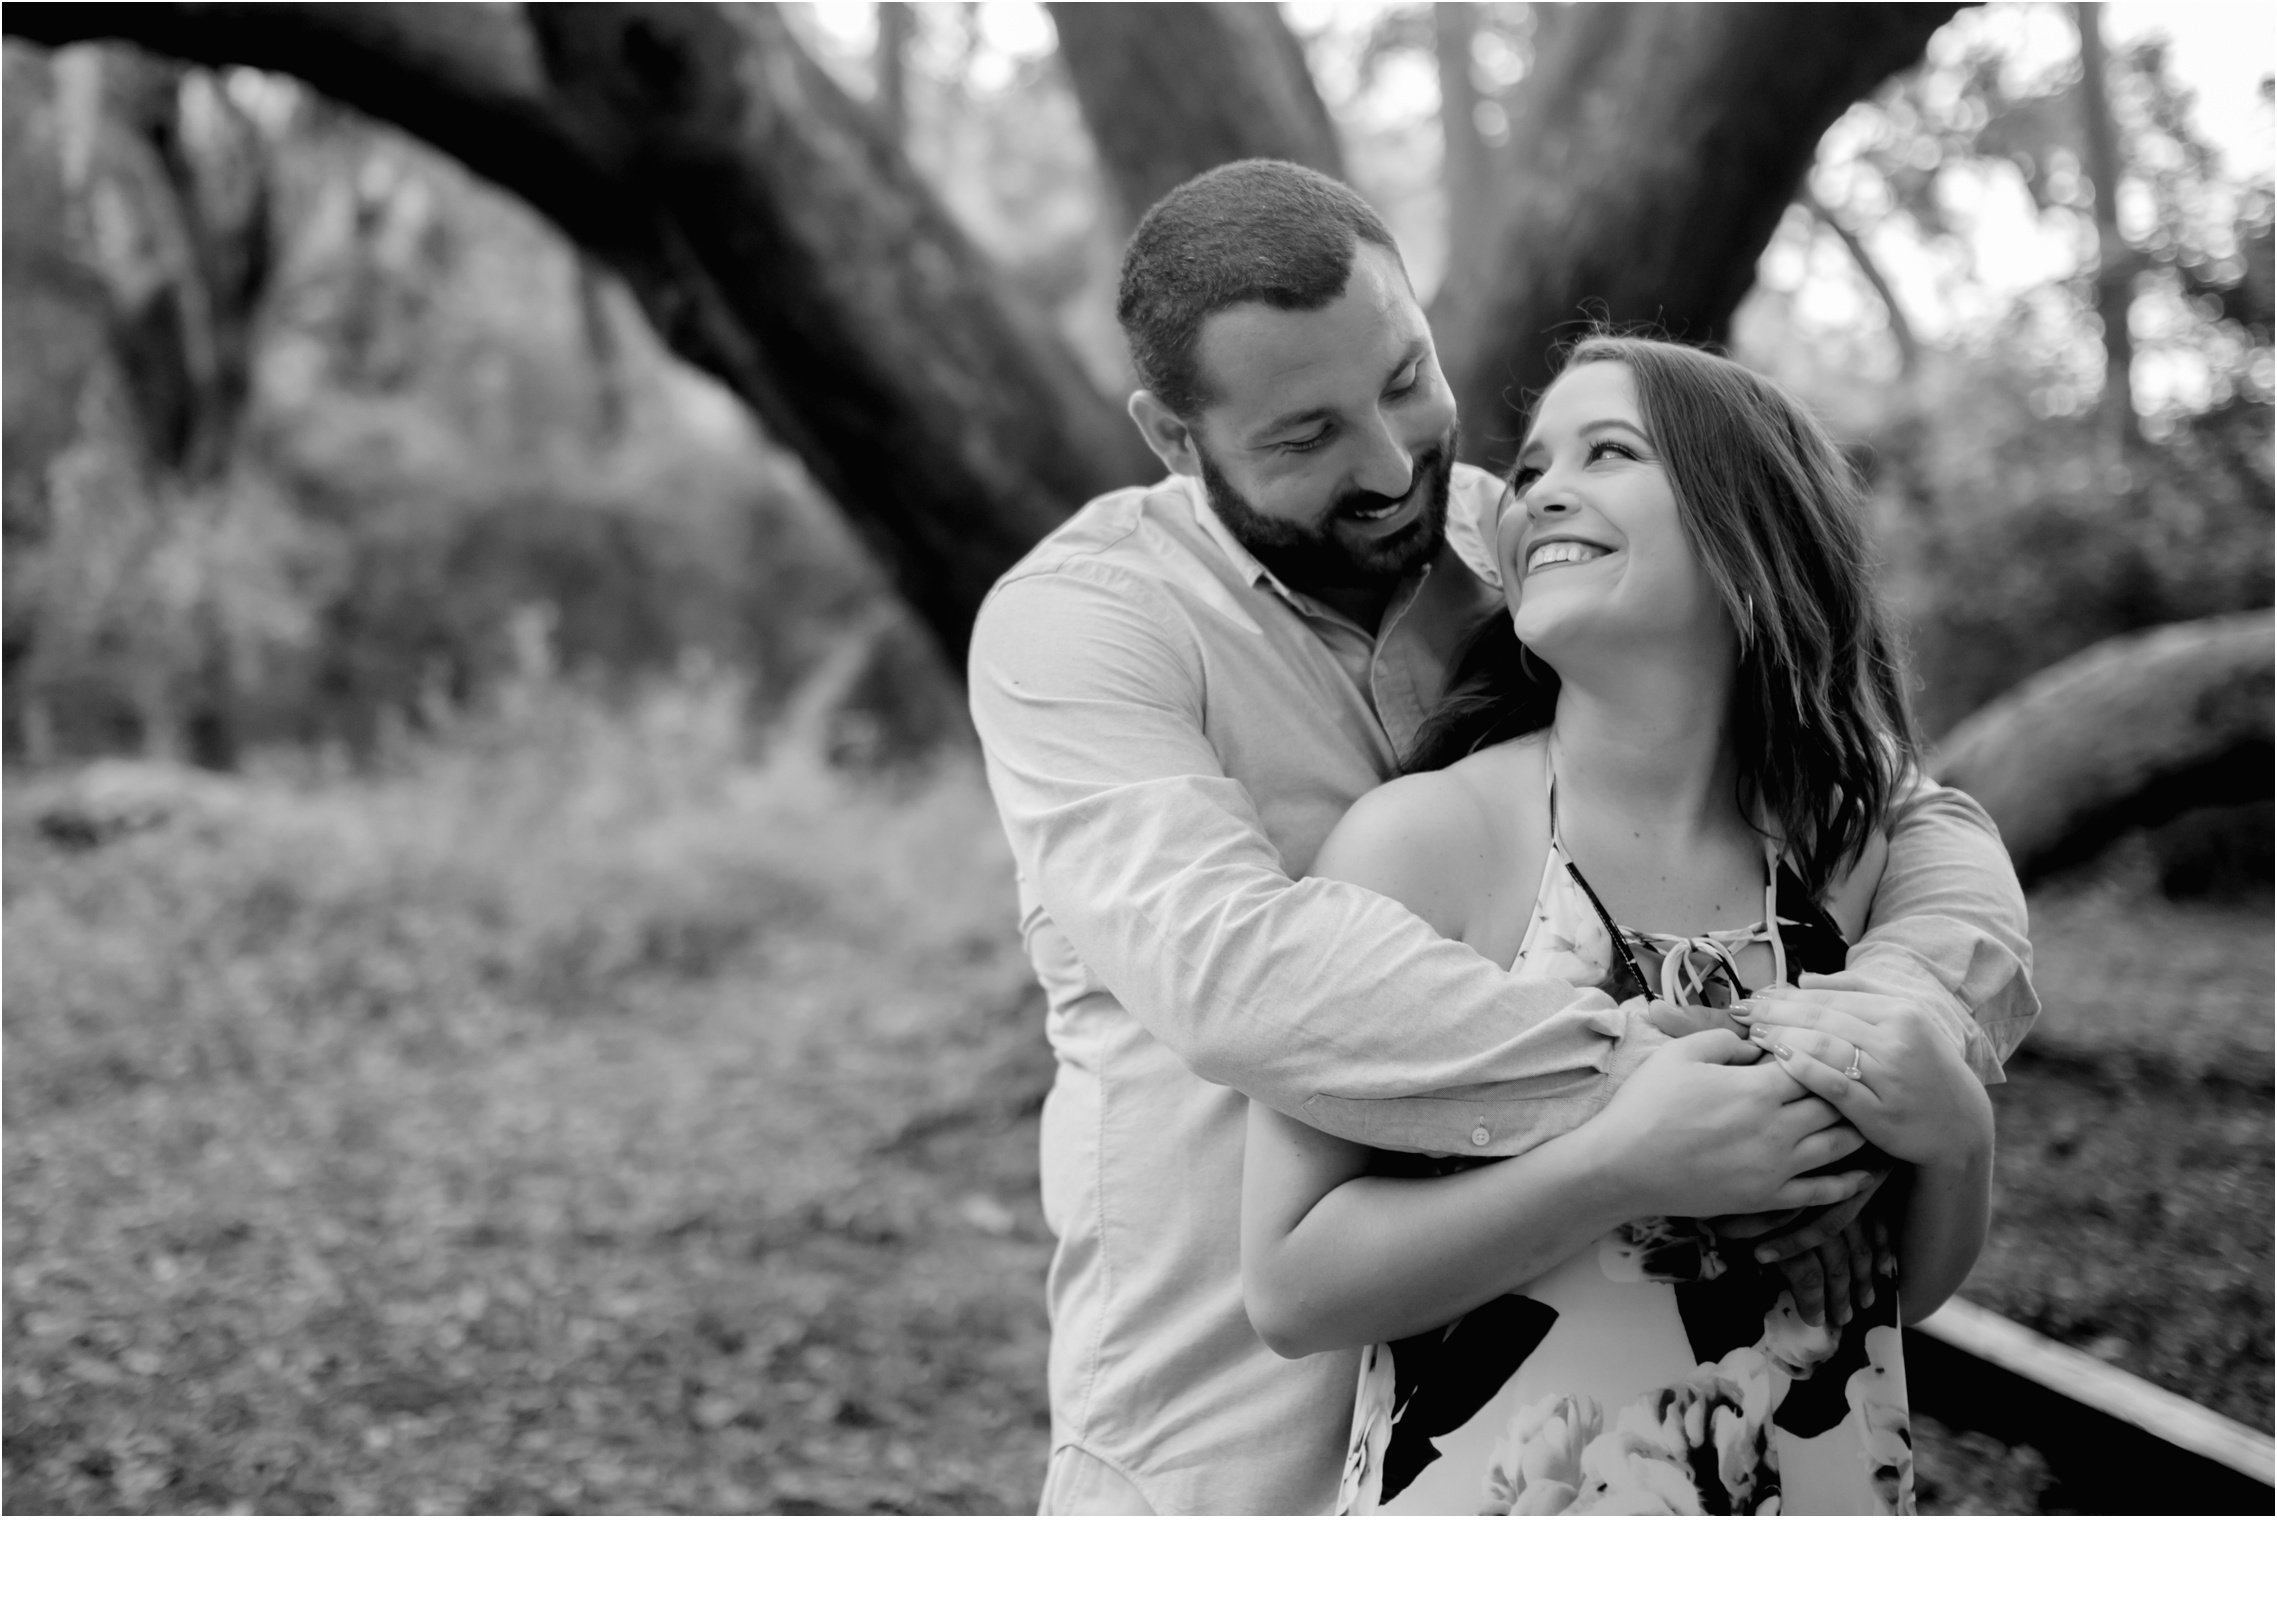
<box><xmin>1351</xmin><ymin>420</ymin><xmax>1416</xmax><ymax>497</ymax></box>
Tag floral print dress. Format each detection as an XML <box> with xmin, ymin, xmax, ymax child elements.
<box><xmin>1335</xmin><ymin>794</ymin><xmax>1915</xmax><ymax>1516</ymax></box>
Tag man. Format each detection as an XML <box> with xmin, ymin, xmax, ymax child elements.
<box><xmin>966</xmin><ymin>160</ymin><xmax>2036</xmax><ymax>1515</ymax></box>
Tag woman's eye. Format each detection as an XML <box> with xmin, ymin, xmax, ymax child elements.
<box><xmin>1509</xmin><ymin>466</ymin><xmax>1542</xmax><ymax>490</ymax></box>
<box><xmin>1586</xmin><ymin>440</ymin><xmax>1639</xmax><ymax>464</ymax></box>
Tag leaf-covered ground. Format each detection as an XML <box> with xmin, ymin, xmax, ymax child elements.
<box><xmin>6</xmin><ymin>688</ymin><xmax>2269</xmax><ymax>1514</ymax></box>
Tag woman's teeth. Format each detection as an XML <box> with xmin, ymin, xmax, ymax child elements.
<box><xmin>1526</xmin><ymin>541</ymin><xmax>1604</xmax><ymax>574</ymax></box>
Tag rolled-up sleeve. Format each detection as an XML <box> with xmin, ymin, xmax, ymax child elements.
<box><xmin>969</xmin><ymin>562</ymin><xmax>1624</xmax><ymax>1157</ymax></box>
<box><xmin>1847</xmin><ymin>777</ymin><xmax>2039</xmax><ymax>1084</ymax></box>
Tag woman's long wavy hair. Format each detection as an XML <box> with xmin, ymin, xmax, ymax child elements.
<box><xmin>1408</xmin><ymin>334</ymin><xmax>1920</xmax><ymax>897</ymax></box>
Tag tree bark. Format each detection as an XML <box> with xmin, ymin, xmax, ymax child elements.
<box><xmin>2075</xmin><ymin>1</ymin><xmax>2139</xmax><ymax>446</ymax></box>
<box><xmin>1048</xmin><ymin>2</ymin><xmax>1345</xmax><ymax>229</ymax></box>
<box><xmin>1929</xmin><ymin>612</ymin><xmax>2274</xmax><ymax>886</ymax></box>
<box><xmin>1434</xmin><ymin>3</ymin><xmax>1491</xmax><ymax>277</ymax></box>
<box><xmin>10</xmin><ymin>3</ymin><xmax>1155</xmax><ymax>665</ymax></box>
<box><xmin>874</xmin><ymin>1</ymin><xmax>912</xmax><ymax>149</ymax></box>
<box><xmin>1430</xmin><ymin>3</ymin><xmax>1961</xmax><ymax>468</ymax></box>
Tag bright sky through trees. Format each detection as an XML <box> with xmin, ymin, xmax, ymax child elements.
<box><xmin>796</xmin><ymin>1</ymin><xmax>2271</xmax><ymax>418</ymax></box>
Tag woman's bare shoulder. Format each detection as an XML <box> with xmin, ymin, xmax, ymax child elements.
<box><xmin>1313</xmin><ymin>736</ymin><xmax>1547</xmax><ymax>941</ymax></box>
<box><xmin>1439</xmin><ymin>733</ymin><xmax>1549</xmax><ymax>817</ymax></box>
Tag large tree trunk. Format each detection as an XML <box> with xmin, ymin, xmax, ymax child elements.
<box><xmin>1048</xmin><ymin>2</ymin><xmax>1345</xmax><ymax>229</ymax></box>
<box><xmin>1929</xmin><ymin>613</ymin><xmax>2275</xmax><ymax>887</ymax></box>
<box><xmin>1433</xmin><ymin>3</ymin><xmax>1491</xmax><ymax>278</ymax></box>
<box><xmin>1429</xmin><ymin>3</ymin><xmax>1961</xmax><ymax>467</ymax></box>
<box><xmin>11</xmin><ymin>2</ymin><xmax>1156</xmax><ymax>666</ymax></box>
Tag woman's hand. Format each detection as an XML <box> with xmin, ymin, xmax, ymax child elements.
<box><xmin>1585</xmin><ymin>1029</ymin><xmax>1876</xmax><ymax>1220</ymax></box>
<box><xmin>1733</xmin><ymin>972</ymin><xmax>1992</xmax><ymax>1170</ymax></box>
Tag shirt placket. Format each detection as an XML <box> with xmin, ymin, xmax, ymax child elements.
<box><xmin>1258</xmin><ymin>564</ymin><xmax>1444</xmax><ymax>764</ymax></box>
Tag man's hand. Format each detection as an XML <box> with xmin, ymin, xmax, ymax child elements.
<box><xmin>1707</xmin><ymin>1170</ymin><xmax>1894</xmax><ymax>1327</ymax></box>
<box><xmin>1586</xmin><ymin>1030</ymin><xmax>1875</xmax><ymax>1218</ymax></box>
<box><xmin>1601</xmin><ymin>999</ymin><xmax>1672</xmax><ymax>1089</ymax></box>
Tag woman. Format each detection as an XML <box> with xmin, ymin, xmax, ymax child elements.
<box><xmin>1240</xmin><ymin>336</ymin><xmax>1996</xmax><ymax>1515</ymax></box>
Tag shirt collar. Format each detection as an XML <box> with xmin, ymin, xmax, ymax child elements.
<box><xmin>1176</xmin><ymin>474</ymin><xmax>1281</xmax><ymax>596</ymax></box>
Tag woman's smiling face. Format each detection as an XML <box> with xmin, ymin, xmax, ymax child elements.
<box><xmin>1496</xmin><ymin>361</ymin><xmax>1728</xmax><ymax>669</ymax></box>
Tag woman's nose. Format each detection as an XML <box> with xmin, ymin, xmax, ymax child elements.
<box><xmin>1526</xmin><ymin>480</ymin><xmax>1576</xmax><ymax>519</ymax></box>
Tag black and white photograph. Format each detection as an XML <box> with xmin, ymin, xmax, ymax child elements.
<box><xmin>2</xmin><ymin>0</ymin><xmax>2271</xmax><ymax>1583</ymax></box>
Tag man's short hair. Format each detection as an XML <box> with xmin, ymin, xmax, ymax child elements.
<box><xmin>1116</xmin><ymin>159</ymin><xmax>1402</xmax><ymax>420</ymax></box>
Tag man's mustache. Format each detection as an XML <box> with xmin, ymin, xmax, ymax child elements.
<box><xmin>1330</xmin><ymin>443</ymin><xmax>1448</xmax><ymax>523</ymax></box>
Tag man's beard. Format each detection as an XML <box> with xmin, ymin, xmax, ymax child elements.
<box><xmin>1197</xmin><ymin>427</ymin><xmax>1457</xmax><ymax>600</ymax></box>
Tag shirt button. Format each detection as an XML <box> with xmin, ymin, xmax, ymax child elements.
<box><xmin>1471</xmin><ymin>1126</ymin><xmax>1491</xmax><ymax>1148</ymax></box>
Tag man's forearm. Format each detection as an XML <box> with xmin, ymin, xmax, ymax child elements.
<box><xmin>1852</xmin><ymin>779</ymin><xmax>2039</xmax><ymax>1083</ymax></box>
<box><xmin>1036</xmin><ymin>822</ymin><xmax>1630</xmax><ymax>1154</ymax></box>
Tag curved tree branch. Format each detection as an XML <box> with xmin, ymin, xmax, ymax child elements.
<box><xmin>9</xmin><ymin>2</ymin><xmax>1156</xmax><ymax>664</ymax></box>
<box><xmin>1805</xmin><ymin>195</ymin><xmax>1921</xmax><ymax>376</ymax></box>
<box><xmin>1431</xmin><ymin>3</ymin><xmax>1961</xmax><ymax>466</ymax></box>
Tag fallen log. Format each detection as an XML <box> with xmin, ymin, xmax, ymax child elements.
<box><xmin>1928</xmin><ymin>612</ymin><xmax>2274</xmax><ymax>887</ymax></box>
<box><xmin>1908</xmin><ymin>1298</ymin><xmax>2275</xmax><ymax>1514</ymax></box>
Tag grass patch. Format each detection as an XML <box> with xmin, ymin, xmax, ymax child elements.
<box><xmin>7</xmin><ymin>686</ymin><xmax>2269</xmax><ymax>1513</ymax></box>
<box><xmin>7</xmin><ymin>682</ymin><xmax>1056</xmax><ymax>1512</ymax></box>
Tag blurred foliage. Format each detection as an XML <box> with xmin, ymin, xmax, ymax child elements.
<box><xmin>1866</xmin><ymin>358</ymin><xmax>2270</xmax><ymax>736</ymax></box>
<box><xmin>1784</xmin><ymin>2</ymin><xmax>2272</xmax><ymax>421</ymax></box>
<box><xmin>9</xmin><ymin>9</ymin><xmax>2270</xmax><ymax>762</ymax></box>
<box><xmin>1735</xmin><ymin>3</ymin><xmax>2273</xmax><ymax>735</ymax></box>
<box><xmin>3</xmin><ymin>42</ymin><xmax>890</xmax><ymax>768</ymax></box>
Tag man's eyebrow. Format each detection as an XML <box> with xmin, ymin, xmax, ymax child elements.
<box><xmin>1252</xmin><ymin>403</ymin><xmax>1331</xmax><ymax>441</ymax></box>
<box><xmin>1514</xmin><ymin>416</ymin><xmax>1651</xmax><ymax>460</ymax></box>
<box><xmin>1250</xmin><ymin>342</ymin><xmax>1430</xmax><ymax>441</ymax></box>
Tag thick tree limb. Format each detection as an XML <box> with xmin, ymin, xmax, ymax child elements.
<box><xmin>1805</xmin><ymin>196</ymin><xmax>1921</xmax><ymax>376</ymax></box>
<box><xmin>1930</xmin><ymin>612</ymin><xmax>2274</xmax><ymax>886</ymax></box>
<box><xmin>1431</xmin><ymin>3</ymin><xmax>1961</xmax><ymax>466</ymax></box>
<box><xmin>1049</xmin><ymin>2</ymin><xmax>1345</xmax><ymax>227</ymax></box>
<box><xmin>10</xmin><ymin>3</ymin><xmax>1156</xmax><ymax>663</ymax></box>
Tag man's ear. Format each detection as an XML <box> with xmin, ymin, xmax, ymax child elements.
<box><xmin>1128</xmin><ymin>391</ymin><xmax>1204</xmax><ymax>479</ymax></box>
